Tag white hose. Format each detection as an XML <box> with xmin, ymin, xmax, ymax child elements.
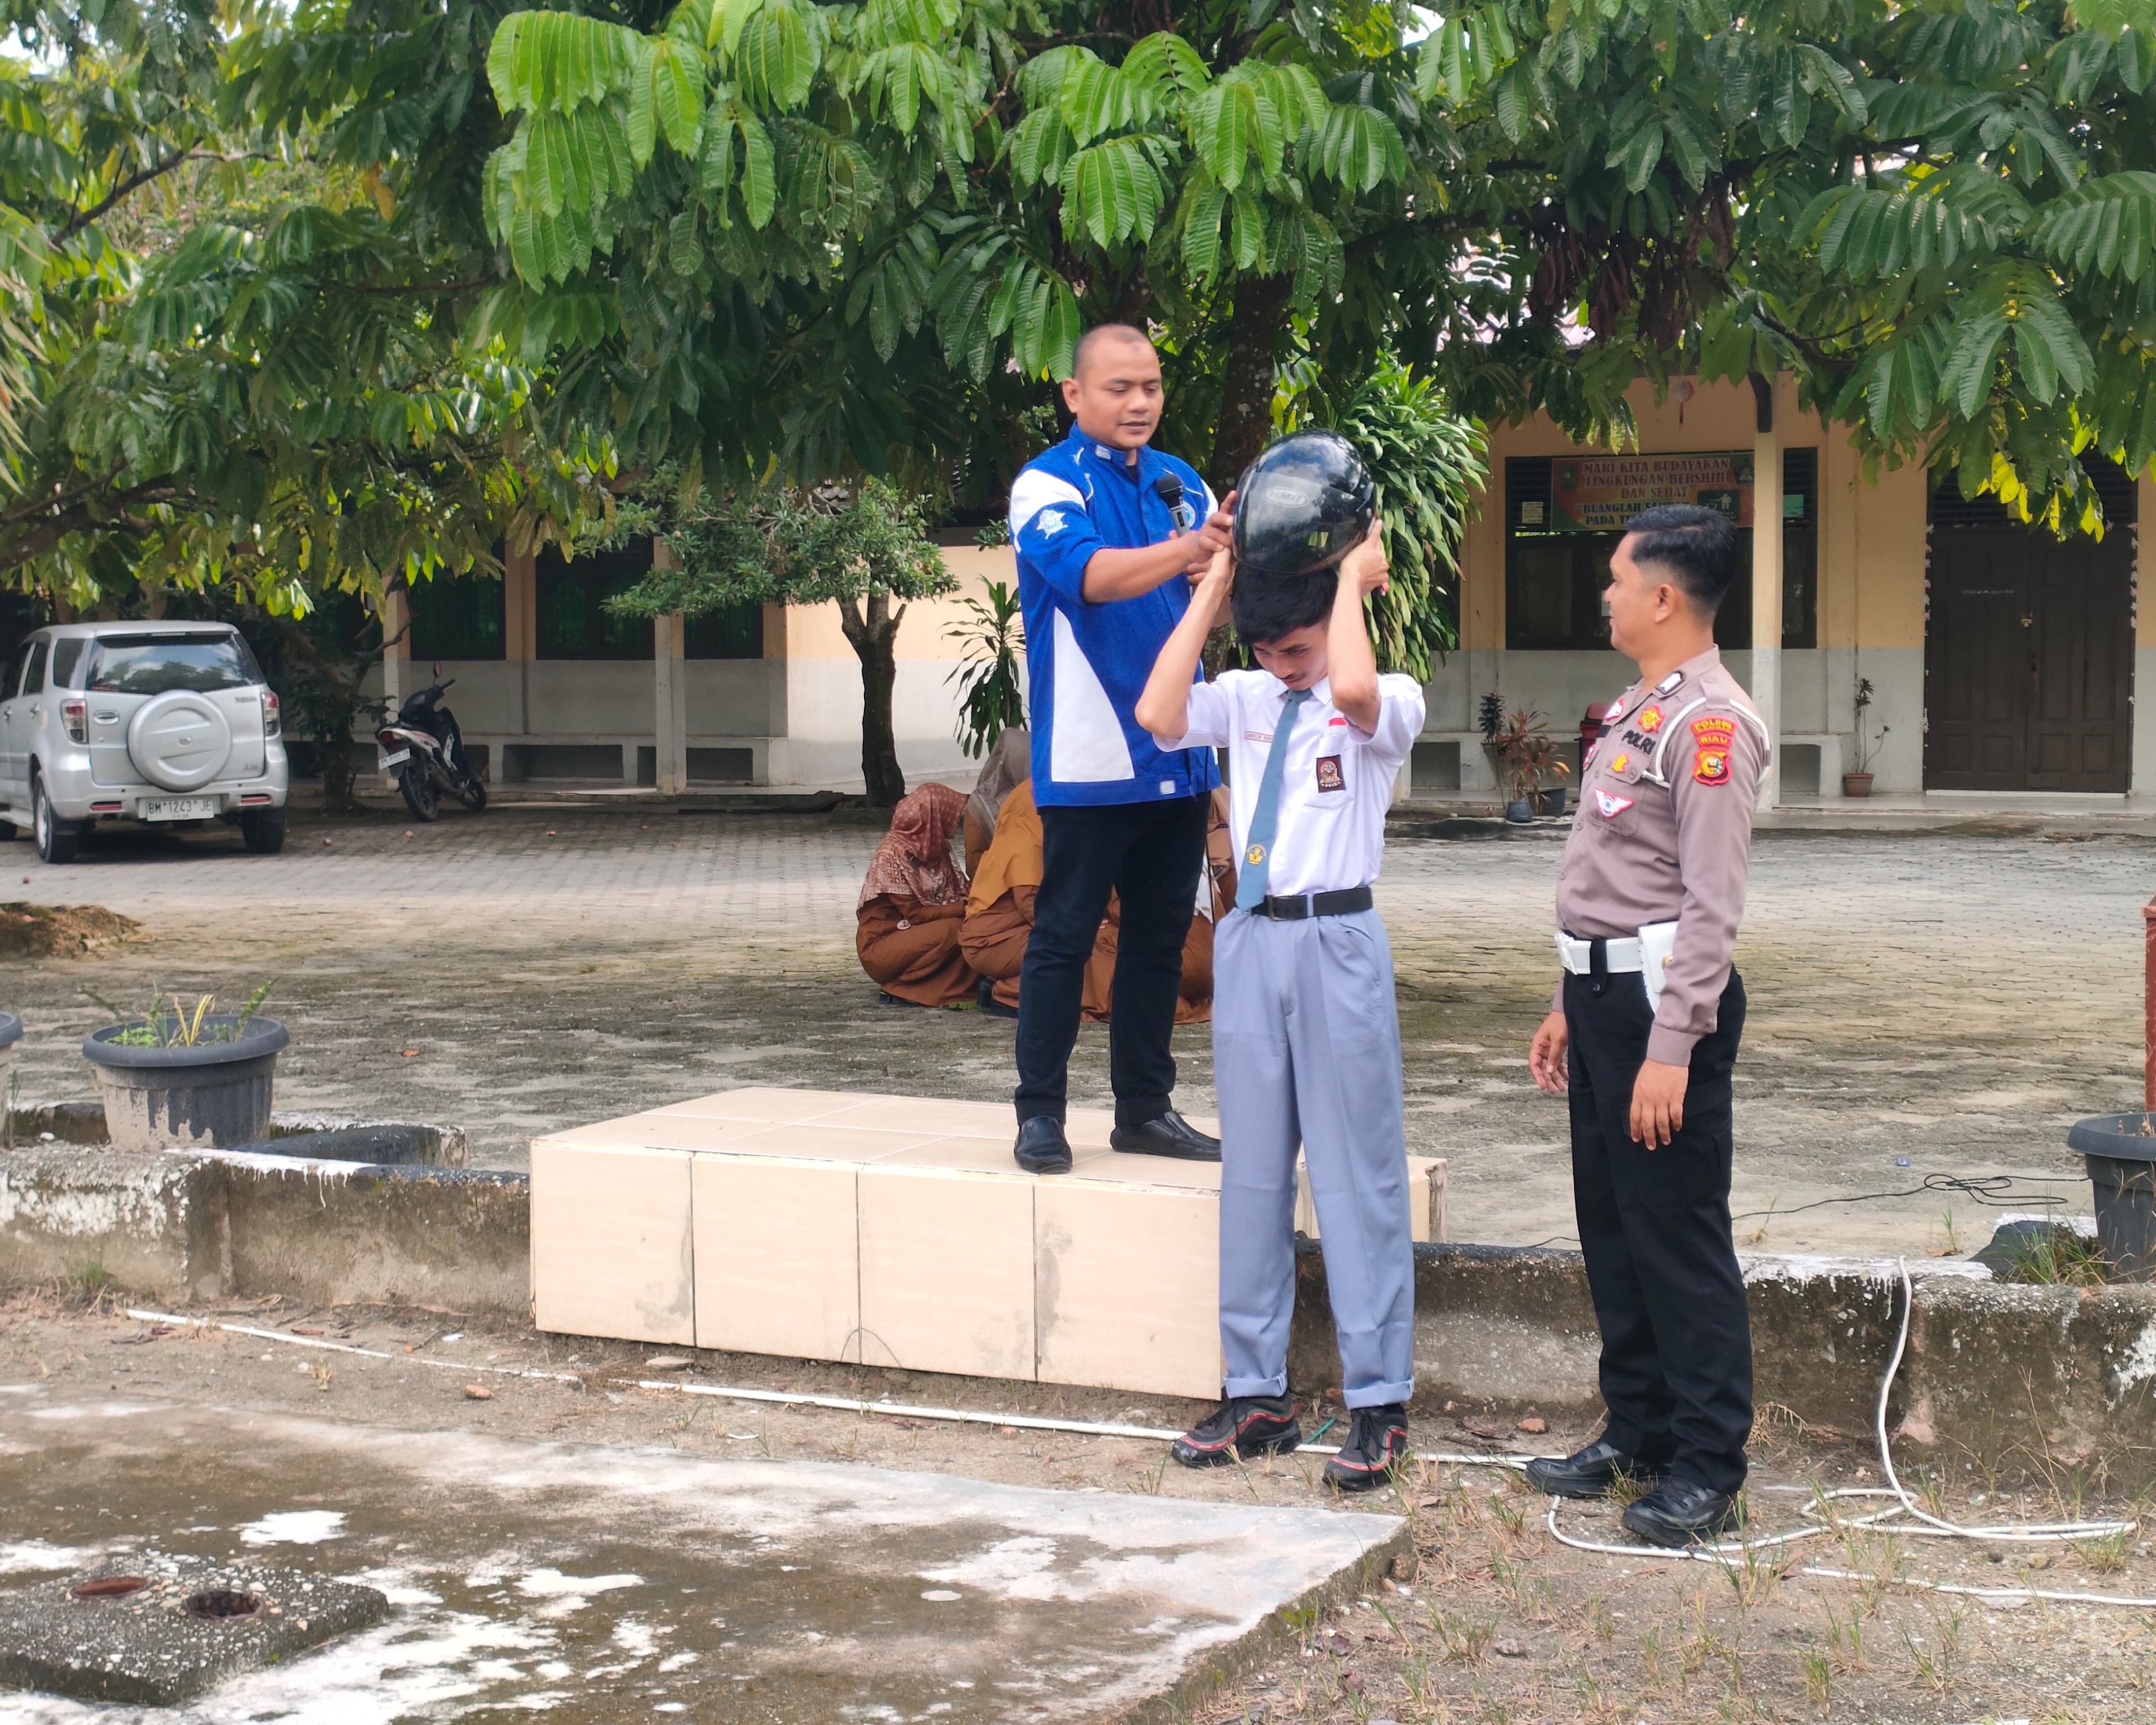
<box><xmin>127</xmin><ymin>1270</ymin><xmax>2154</xmax><ymax>1607</ymax></box>
<box><xmin>1538</xmin><ymin>1261</ymin><xmax>2155</xmax><ymax>1605</ymax></box>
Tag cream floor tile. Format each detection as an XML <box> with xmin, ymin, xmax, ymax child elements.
<box><xmin>530</xmin><ymin>1142</ymin><xmax>695</xmax><ymax>1347</ymax></box>
<box><xmin>814</xmin><ymin>1097</ymin><xmax>1013</xmax><ymax>1138</ymax></box>
<box><xmin>537</xmin><ymin>1115</ymin><xmax>778</xmax><ymax>1153</ymax></box>
<box><xmin>857</xmin><ymin>1167</ymin><xmax>1034</xmax><ymax>1379</ymax></box>
<box><xmin>693</xmin><ymin>1156</ymin><xmax>861</xmax><ymax>1360</ymax></box>
<box><xmin>650</xmin><ymin>1087</ymin><xmax>856</xmax><ymax>1124</ymax></box>
<box><xmin>724</xmin><ymin>1123</ymin><xmax>943</xmax><ymax>1163</ymax></box>
<box><xmin>876</xmin><ymin>1135</ymin><xmax>1033</xmax><ymax>1178</ymax></box>
<box><xmin>1061</xmin><ymin>1108</ymin><xmax>1120</xmax><ymax>1151</ymax></box>
<box><xmin>1035</xmin><ymin>1181</ymin><xmax>1222</xmax><ymax>1398</ymax></box>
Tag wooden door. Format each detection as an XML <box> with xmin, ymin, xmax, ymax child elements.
<box><xmin>1926</xmin><ymin>527</ymin><xmax>2133</xmax><ymax>792</ymax></box>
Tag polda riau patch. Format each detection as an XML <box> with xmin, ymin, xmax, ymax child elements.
<box><xmin>1691</xmin><ymin>715</ymin><xmax>1736</xmax><ymax>786</ymax></box>
<box><xmin>1314</xmin><ymin>755</ymin><xmax>1345</xmax><ymax>793</ymax></box>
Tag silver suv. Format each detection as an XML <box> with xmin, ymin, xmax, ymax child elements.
<box><xmin>0</xmin><ymin>622</ymin><xmax>289</xmax><ymax>864</ymax></box>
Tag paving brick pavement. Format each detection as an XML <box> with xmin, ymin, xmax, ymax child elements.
<box><xmin>1</xmin><ymin>807</ymin><xmax>2144</xmax><ymax>1257</ymax></box>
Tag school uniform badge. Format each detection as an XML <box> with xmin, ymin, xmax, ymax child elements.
<box><xmin>1691</xmin><ymin>715</ymin><xmax>1735</xmax><ymax>786</ymax></box>
<box><xmin>1314</xmin><ymin>756</ymin><xmax>1345</xmax><ymax>793</ymax></box>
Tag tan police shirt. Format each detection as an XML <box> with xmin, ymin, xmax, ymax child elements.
<box><xmin>1553</xmin><ymin>645</ymin><xmax>1769</xmax><ymax>1066</ymax></box>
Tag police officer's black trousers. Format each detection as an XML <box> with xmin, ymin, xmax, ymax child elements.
<box><xmin>1564</xmin><ymin>969</ymin><xmax>1752</xmax><ymax>1495</ymax></box>
<box><xmin>1015</xmin><ymin>795</ymin><xmax>1209</xmax><ymax>1129</ymax></box>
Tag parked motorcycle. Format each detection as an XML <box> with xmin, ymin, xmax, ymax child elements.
<box><xmin>376</xmin><ymin>678</ymin><xmax>486</xmax><ymax>822</ymax></box>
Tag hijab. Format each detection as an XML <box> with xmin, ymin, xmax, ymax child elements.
<box><xmin>859</xmin><ymin>782</ymin><xmax>968</xmax><ymax>909</ymax></box>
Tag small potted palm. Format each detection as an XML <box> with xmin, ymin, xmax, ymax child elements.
<box><xmin>1843</xmin><ymin>677</ymin><xmax>1888</xmax><ymax>798</ymax></box>
<box><xmin>81</xmin><ymin>983</ymin><xmax>285</xmax><ymax>1153</ymax></box>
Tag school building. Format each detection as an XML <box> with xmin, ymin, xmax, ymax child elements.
<box><xmin>377</xmin><ymin>373</ymin><xmax>2150</xmax><ymax>805</ymax></box>
<box><xmin>1420</xmin><ymin>373</ymin><xmax>2151</xmax><ymax>804</ymax></box>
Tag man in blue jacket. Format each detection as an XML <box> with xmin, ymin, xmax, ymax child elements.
<box><xmin>1006</xmin><ymin>323</ymin><xmax>1235</xmax><ymax>1175</ymax></box>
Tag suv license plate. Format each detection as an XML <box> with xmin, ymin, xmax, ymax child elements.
<box><xmin>140</xmin><ymin>797</ymin><xmax>218</xmax><ymax>823</ymax></box>
<box><xmin>378</xmin><ymin>748</ymin><xmax>411</xmax><ymax>769</ymax></box>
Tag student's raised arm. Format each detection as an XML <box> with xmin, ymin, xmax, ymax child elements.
<box><xmin>1328</xmin><ymin>523</ymin><xmax>1388</xmax><ymax>734</ymax></box>
<box><xmin>1136</xmin><ymin>546</ymin><xmax>1235</xmax><ymax>743</ymax></box>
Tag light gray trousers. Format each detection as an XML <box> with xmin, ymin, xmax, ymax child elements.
<box><xmin>1214</xmin><ymin>907</ymin><xmax>1415</xmax><ymax>1409</ymax></box>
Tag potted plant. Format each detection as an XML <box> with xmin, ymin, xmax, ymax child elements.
<box><xmin>2066</xmin><ymin>1113</ymin><xmax>2156</xmax><ymax>1282</ymax></box>
<box><xmin>1493</xmin><ymin>708</ymin><xmax>1564</xmax><ymax>821</ymax></box>
<box><xmin>81</xmin><ymin>983</ymin><xmax>285</xmax><ymax>1153</ymax></box>
<box><xmin>1844</xmin><ymin>677</ymin><xmax>1889</xmax><ymax>797</ymax></box>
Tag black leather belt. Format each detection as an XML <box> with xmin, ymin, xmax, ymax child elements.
<box><xmin>1255</xmin><ymin>886</ymin><xmax>1374</xmax><ymax>920</ymax></box>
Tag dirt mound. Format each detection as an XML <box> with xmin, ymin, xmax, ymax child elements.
<box><xmin>0</xmin><ymin>903</ymin><xmax>143</xmax><ymax>960</ymax></box>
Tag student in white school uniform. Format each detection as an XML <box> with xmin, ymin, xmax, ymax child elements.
<box><xmin>1134</xmin><ymin>518</ymin><xmax>1426</xmax><ymax>1493</ymax></box>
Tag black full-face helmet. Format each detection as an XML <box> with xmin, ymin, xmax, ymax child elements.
<box><xmin>1231</xmin><ymin>430</ymin><xmax>1376</xmax><ymax>578</ymax></box>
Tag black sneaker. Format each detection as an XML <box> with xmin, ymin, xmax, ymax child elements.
<box><xmin>1012</xmin><ymin>1116</ymin><xmax>1073</xmax><ymax>1175</ymax></box>
<box><xmin>1171</xmin><ymin>1395</ymin><xmax>1303</xmax><ymax>1468</ymax></box>
<box><xmin>1109</xmin><ymin>1108</ymin><xmax>1221</xmax><ymax>1162</ymax></box>
<box><xmin>1323</xmin><ymin>1404</ymin><xmax>1410</xmax><ymax>1493</ymax></box>
<box><xmin>1621</xmin><ymin>1478</ymin><xmax>1742</xmax><ymax>1548</ymax></box>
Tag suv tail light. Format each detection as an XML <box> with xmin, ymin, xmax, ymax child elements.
<box><xmin>61</xmin><ymin>697</ymin><xmax>86</xmax><ymax>744</ymax></box>
<box><xmin>261</xmin><ymin>690</ymin><xmax>281</xmax><ymax>738</ymax></box>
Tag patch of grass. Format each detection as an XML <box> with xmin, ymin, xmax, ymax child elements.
<box><xmin>2076</xmin><ymin>1526</ymin><xmax>2132</xmax><ymax>1575</ymax></box>
<box><xmin>2003</xmin><ymin>1223</ymin><xmax>2110</xmax><ymax>1286</ymax></box>
<box><xmin>70</xmin><ymin>1251</ymin><xmax>116</xmax><ymax>1308</ymax></box>
<box><xmin>1429</xmin><ymin>1605</ymin><xmax>1493</xmax><ymax>1663</ymax></box>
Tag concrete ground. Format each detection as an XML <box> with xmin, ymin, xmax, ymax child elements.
<box><xmin>2</xmin><ymin>800</ymin><xmax>2145</xmax><ymax>1257</ymax></box>
<box><xmin>3</xmin><ymin>1294</ymin><xmax>2153</xmax><ymax>1725</ymax></box>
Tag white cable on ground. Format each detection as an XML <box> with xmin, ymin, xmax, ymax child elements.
<box><xmin>126</xmin><ymin>1276</ymin><xmax>2153</xmax><ymax>1607</ymax></box>
<box><xmin>1538</xmin><ymin>1261</ymin><xmax>2156</xmax><ymax>1607</ymax></box>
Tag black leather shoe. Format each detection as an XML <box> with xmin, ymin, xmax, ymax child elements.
<box><xmin>1013</xmin><ymin>1117</ymin><xmax>1073</xmax><ymax>1175</ymax></box>
<box><xmin>1523</xmin><ymin>1439</ymin><xmax>1664</xmax><ymax>1501</ymax></box>
<box><xmin>1622</xmin><ymin>1478</ymin><xmax>1742</xmax><ymax>1548</ymax></box>
<box><xmin>1324</xmin><ymin>1404</ymin><xmax>1410</xmax><ymax>1493</ymax></box>
<box><xmin>1171</xmin><ymin>1395</ymin><xmax>1303</xmax><ymax>1468</ymax></box>
<box><xmin>976</xmin><ymin>977</ymin><xmax>1018</xmax><ymax>1020</ymax></box>
<box><xmin>1109</xmin><ymin>1108</ymin><xmax>1221</xmax><ymax>1161</ymax></box>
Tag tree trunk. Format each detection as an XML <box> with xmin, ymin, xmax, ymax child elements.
<box><xmin>839</xmin><ymin>588</ymin><xmax>908</xmax><ymax>807</ymax></box>
<box><xmin>319</xmin><ymin>721</ymin><xmax>360</xmax><ymax>816</ymax></box>
<box><xmin>1209</xmin><ymin>271</ymin><xmax>1294</xmax><ymax>495</ymax></box>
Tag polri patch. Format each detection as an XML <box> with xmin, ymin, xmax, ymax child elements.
<box><xmin>1314</xmin><ymin>755</ymin><xmax>1346</xmax><ymax>793</ymax></box>
<box><xmin>1692</xmin><ymin>715</ymin><xmax>1736</xmax><ymax>786</ymax></box>
<box><xmin>1638</xmin><ymin>705</ymin><xmax>1665</xmax><ymax>732</ymax></box>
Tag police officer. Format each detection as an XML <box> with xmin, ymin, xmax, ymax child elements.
<box><xmin>1004</xmin><ymin>323</ymin><xmax>1236</xmax><ymax>1174</ymax></box>
<box><xmin>1524</xmin><ymin>503</ymin><xmax>1769</xmax><ymax>1548</ymax></box>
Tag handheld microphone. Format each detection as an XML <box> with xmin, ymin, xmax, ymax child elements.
<box><xmin>1153</xmin><ymin>474</ymin><xmax>1196</xmax><ymax>532</ymax></box>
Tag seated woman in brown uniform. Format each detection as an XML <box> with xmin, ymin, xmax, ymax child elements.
<box><xmin>962</xmin><ymin>779</ymin><xmax>1232</xmax><ymax>1023</ymax></box>
<box><xmin>856</xmin><ymin>783</ymin><xmax>976</xmax><ymax>1007</ymax></box>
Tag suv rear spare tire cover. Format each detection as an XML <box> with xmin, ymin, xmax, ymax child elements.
<box><xmin>127</xmin><ymin>690</ymin><xmax>234</xmax><ymax>791</ymax></box>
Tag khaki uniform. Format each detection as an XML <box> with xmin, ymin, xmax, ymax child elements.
<box><xmin>1552</xmin><ymin>644</ymin><xmax>1767</xmax><ymax>1498</ymax></box>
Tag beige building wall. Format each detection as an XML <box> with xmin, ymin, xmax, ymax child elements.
<box><xmin>1436</xmin><ymin>377</ymin><xmax>1943</xmax><ymax>796</ymax></box>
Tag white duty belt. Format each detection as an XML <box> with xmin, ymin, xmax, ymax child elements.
<box><xmin>1556</xmin><ymin>921</ymin><xmax>1679</xmax><ymax>1012</ymax></box>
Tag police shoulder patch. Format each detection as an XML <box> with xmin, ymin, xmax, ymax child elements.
<box><xmin>1691</xmin><ymin>714</ymin><xmax>1737</xmax><ymax>786</ymax></box>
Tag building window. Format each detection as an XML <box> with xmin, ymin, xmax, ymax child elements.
<box><xmin>408</xmin><ymin>573</ymin><xmax>505</xmax><ymax>661</ymax></box>
<box><xmin>1504</xmin><ymin>450</ymin><xmax>1819</xmax><ymax>650</ymax></box>
<box><xmin>536</xmin><ymin>542</ymin><xmax>656</xmax><ymax>660</ymax></box>
<box><xmin>686</xmin><ymin>603</ymin><xmax>765</xmax><ymax>659</ymax></box>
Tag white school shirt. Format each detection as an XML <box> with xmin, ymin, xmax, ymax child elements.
<box><xmin>1154</xmin><ymin>669</ymin><xmax>1426</xmax><ymax>900</ymax></box>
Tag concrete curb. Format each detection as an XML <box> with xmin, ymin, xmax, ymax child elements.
<box><xmin>4</xmin><ymin>1152</ymin><xmax>2151</xmax><ymax>1481</ymax></box>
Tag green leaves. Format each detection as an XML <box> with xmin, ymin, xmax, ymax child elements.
<box><xmin>2030</xmin><ymin>171</ymin><xmax>2156</xmax><ymax>279</ymax></box>
<box><xmin>1806</xmin><ymin>170</ymin><xmax>2033</xmax><ymax>280</ymax></box>
<box><xmin>1061</xmin><ymin>135</ymin><xmax>1172</xmax><ymax>247</ymax></box>
<box><xmin>1415</xmin><ymin>4</ymin><xmax>1516</xmax><ymax>106</ymax></box>
<box><xmin>487</xmin><ymin>12</ymin><xmax>645</xmax><ymax>117</ymax></box>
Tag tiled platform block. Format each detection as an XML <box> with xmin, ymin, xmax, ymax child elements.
<box><xmin>1036</xmin><ymin>1178</ymin><xmax>1221</xmax><ymax>1396</ymax></box>
<box><xmin>530</xmin><ymin>1140</ymin><xmax>695</xmax><ymax>1346</ymax></box>
<box><xmin>693</xmin><ymin>1156</ymin><xmax>858</xmax><ymax>1360</ymax></box>
<box><xmin>531</xmin><ymin>1088</ymin><xmax>1441</xmax><ymax>1398</ymax></box>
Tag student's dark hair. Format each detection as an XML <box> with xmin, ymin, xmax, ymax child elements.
<box><xmin>1622</xmin><ymin>504</ymin><xmax>1740</xmax><ymax>614</ymax></box>
<box><xmin>1232</xmin><ymin>565</ymin><xmax>1337</xmax><ymax>646</ymax></box>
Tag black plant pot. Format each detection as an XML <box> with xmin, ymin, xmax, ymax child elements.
<box><xmin>82</xmin><ymin>1016</ymin><xmax>289</xmax><ymax>1153</ymax></box>
<box><xmin>1504</xmin><ymin>798</ymin><xmax>1534</xmax><ymax>824</ymax></box>
<box><xmin>1540</xmin><ymin>787</ymin><xmax>1568</xmax><ymax>816</ymax></box>
<box><xmin>2066</xmin><ymin>1112</ymin><xmax>2156</xmax><ymax>1283</ymax></box>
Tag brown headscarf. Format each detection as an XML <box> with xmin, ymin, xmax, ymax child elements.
<box><xmin>859</xmin><ymin>783</ymin><xmax>968</xmax><ymax>909</ymax></box>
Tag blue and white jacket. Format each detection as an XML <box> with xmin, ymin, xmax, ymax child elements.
<box><xmin>1008</xmin><ymin>427</ymin><xmax>1223</xmax><ymax>808</ymax></box>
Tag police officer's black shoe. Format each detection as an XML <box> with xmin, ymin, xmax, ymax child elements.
<box><xmin>1171</xmin><ymin>1395</ymin><xmax>1303</xmax><ymax>1468</ymax></box>
<box><xmin>1109</xmin><ymin>1108</ymin><xmax>1221</xmax><ymax>1161</ymax></box>
<box><xmin>1322</xmin><ymin>1404</ymin><xmax>1410</xmax><ymax>1493</ymax></box>
<box><xmin>1523</xmin><ymin>1439</ymin><xmax>1664</xmax><ymax>1500</ymax></box>
<box><xmin>1013</xmin><ymin>1117</ymin><xmax>1073</xmax><ymax>1175</ymax></box>
<box><xmin>1621</xmin><ymin>1478</ymin><xmax>1742</xmax><ymax>1548</ymax></box>
<box><xmin>976</xmin><ymin>976</ymin><xmax>1018</xmax><ymax>1019</ymax></box>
